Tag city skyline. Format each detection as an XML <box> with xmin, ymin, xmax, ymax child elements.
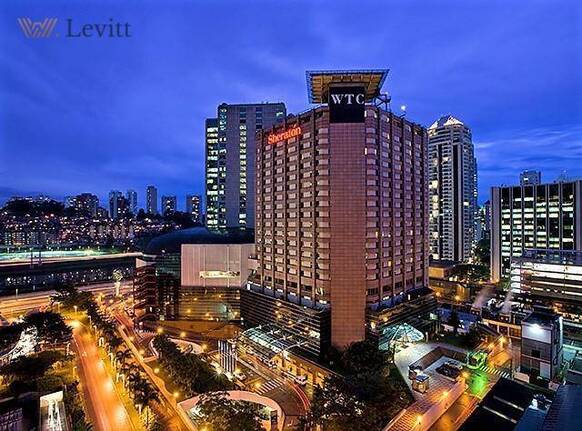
<box><xmin>1</xmin><ymin>0</ymin><xmax>580</xmax><ymax>206</ymax></box>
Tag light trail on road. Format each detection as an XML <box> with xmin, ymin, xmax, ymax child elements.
<box><xmin>71</xmin><ymin>324</ymin><xmax>134</xmax><ymax>431</ymax></box>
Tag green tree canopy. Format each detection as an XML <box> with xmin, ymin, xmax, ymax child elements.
<box><xmin>0</xmin><ymin>350</ymin><xmax>65</xmax><ymax>382</ymax></box>
<box><xmin>23</xmin><ymin>311</ymin><xmax>71</xmax><ymax>344</ymax></box>
<box><xmin>193</xmin><ymin>392</ymin><xmax>266</xmax><ymax>431</ymax></box>
<box><xmin>305</xmin><ymin>341</ymin><xmax>413</xmax><ymax>431</ymax></box>
<box><xmin>341</xmin><ymin>340</ymin><xmax>389</xmax><ymax>375</ymax></box>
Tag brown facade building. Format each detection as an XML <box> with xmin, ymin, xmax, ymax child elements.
<box><xmin>243</xmin><ymin>71</ymin><xmax>430</xmax><ymax>351</ymax></box>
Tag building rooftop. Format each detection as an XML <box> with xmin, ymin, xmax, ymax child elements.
<box><xmin>460</xmin><ymin>378</ymin><xmax>538</xmax><ymax>431</ymax></box>
<box><xmin>144</xmin><ymin>227</ymin><xmax>254</xmax><ymax>255</ymax></box>
<box><xmin>522</xmin><ymin>309</ymin><xmax>560</xmax><ymax>327</ymax></box>
<box><xmin>540</xmin><ymin>384</ymin><xmax>582</xmax><ymax>430</ymax></box>
<box><xmin>305</xmin><ymin>69</ymin><xmax>389</xmax><ymax>103</ymax></box>
<box><xmin>428</xmin><ymin>115</ymin><xmax>466</xmax><ymax>130</ymax></box>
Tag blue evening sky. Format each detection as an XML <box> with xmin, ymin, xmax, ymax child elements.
<box><xmin>1</xmin><ymin>0</ymin><xmax>580</xmax><ymax>209</ymax></box>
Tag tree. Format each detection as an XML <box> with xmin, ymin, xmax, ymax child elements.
<box><xmin>0</xmin><ymin>323</ymin><xmax>23</xmax><ymax>351</ymax></box>
<box><xmin>64</xmin><ymin>382</ymin><xmax>93</xmax><ymax>431</ymax></box>
<box><xmin>23</xmin><ymin>311</ymin><xmax>71</xmax><ymax>344</ymax></box>
<box><xmin>451</xmin><ymin>264</ymin><xmax>488</xmax><ymax>284</ymax></box>
<box><xmin>0</xmin><ymin>350</ymin><xmax>65</xmax><ymax>383</ymax></box>
<box><xmin>152</xmin><ymin>335</ymin><xmax>232</xmax><ymax>396</ymax></box>
<box><xmin>341</xmin><ymin>340</ymin><xmax>389</xmax><ymax>375</ymax></box>
<box><xmin>193</xmin><ymin>392</ymin><xmax>265</xmax><ymax>431</ymax></box>
<box><xmin>51</xmin><ymin>283</ymin><xmax>94</xmax><ymax>312</ymax></box>
<box><xmin>474</xmin><ymin>238</ymin><xmax>490</xmax><ymax>268</ymax></box>
<box><xmin>115</xmin><ymin>348</ymin><xmax>131</xmax><ymax>368</ymax></box>
<box><xmin>306</xmin><ymin>341</ymin><xmax>413</xmax><ymax>431</ymax></box>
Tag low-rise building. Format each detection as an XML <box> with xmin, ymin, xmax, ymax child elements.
<box><xmin>520</xmin><ymin>309</ymin><xmax>563</xmax><ymax>380</ymax></box>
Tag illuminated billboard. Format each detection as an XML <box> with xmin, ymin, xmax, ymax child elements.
<box><xmin>328</xmin><ymin>85</ymin><xmax>365</xmax><ymax>123</ymax></box>
<box><xmin>267</xmin><ymin>125</ymin><xmax>302</xmax><ymax>145</ymax></box>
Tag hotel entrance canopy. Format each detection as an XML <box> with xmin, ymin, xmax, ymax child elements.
<box><xmin>239</xmin><ymin>324</ymin><xmax>308</xmax><ymax>359</ymax></box>
<box><xmin>378</xmin><ymin>322</ymin><xmax>424</xmax><ymax>351</ymax></box>
<box><xmin>306</xmin><ymin>69</ymin><xmax>389</xmax><ymax>103</ymax></box>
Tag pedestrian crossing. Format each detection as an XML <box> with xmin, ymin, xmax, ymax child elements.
<box><xmin>255</xmin><ymin>377</ymin><xmax>286</xmax><ymax>395</ymax></box>
<box><xmin>477</xmin><ymin>363</ymin><xmax>512</xmax><ymax>379</ymax></box>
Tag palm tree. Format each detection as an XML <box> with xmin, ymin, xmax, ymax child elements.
<box><xmin>118</xmin><ymin>361</ymin><xmax>134</xmax><ymax>384</ymax></box>
<box><xmin>133</xmin><ymin>379</ymin><xmax>159</xmax><ymax>425</ymax></box>
<box><xmin>126</xmin><ymin>365</ymin><xmax>143</xmax><ymax>392</ymax></box>
<box><xmin>115</xmin><ymin>348</ymin><xmax>131</xmax><ymax>367</ymax></box>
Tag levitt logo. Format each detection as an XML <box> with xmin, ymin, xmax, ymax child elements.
<box><xmin>17</xmin><ymin>17</ymin><xmax>58</xmax><ymax>38</ymax></box>
<box><xmin>17</xmin><ymin>17</ymin><xmax>132</xmax><ymax>39</ymax></box>
<box><xmin>328</xmin><ymin>85</ymin><xmax>365</xmax><ymax>123</ymax></box>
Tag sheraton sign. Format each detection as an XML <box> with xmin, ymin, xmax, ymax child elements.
<box><xmin>267</xmin><ymin>126</ymin><xmax>302</xmax><ymax>144</ymax></box>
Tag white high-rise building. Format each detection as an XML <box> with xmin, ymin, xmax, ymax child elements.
<box><xmin>126</xmin><ymin>189</ymin><xmax>138</xmax><ymax>215</ymax></box>
<box><xmin>428</xmin><ymin>115</ymin><xmax>477</xmax><ymax>262</ymax></box>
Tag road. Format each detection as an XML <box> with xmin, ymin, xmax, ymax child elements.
<box><xmin>109</xmin><ymin>306</ymin><xmax>192</xmax><ymax>431</ymax></box>
<box><xmin>0</xmin><ymin>281</ymin><xmax>132</xmax><ymax>318</ymax></box>
<box><xmin>430</xmin><ymin>392</ymin><xmax>479</xmax><ymax>431</ymax></box>
<box><xmin>236</xmin><ymin>354</ymin><xmax>309</xmax><ymax>429</ymax></box>
<box><xmin>71</xmin><ymin>323</ymin><xmax>134</xmax><ymax>431</ymax></box>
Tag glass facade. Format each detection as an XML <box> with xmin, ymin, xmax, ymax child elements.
<box><xmin>491</xmin><ymin>180</ymin><xmax>582</xmax><ymax>281</ymax></box>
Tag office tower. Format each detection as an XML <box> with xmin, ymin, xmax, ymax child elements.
<box><xmin>205</xmin><ymin>119</ymin><xmax>220</xmax><ymax>226</ymax></box>
<box><xmin>205</xmin><ymin>102</ymin><xmax>286</xmax><ymax>230</ymax></box>
<box><xmin>108</xmin><ymin>190</ymin><xmax>123</xmax><ymax>218</ymax></box>
<box><xmin>126</xmin><ymin>189</ymin><xmax>138</xmax><ymax>215</ymax></box>
<box><xmin>476</xmin><ymin>200</ymin><xmax>491</xmax><ymax>241</ymax></box>
<box><xmin>241</xmin><ymin>70</ymin><xmax>430</xmax><ymax>354</ymax></box>
<box><xmin>66</xmin><ymin>193</ymin><xmax>99</xmax><ymax>217</ymax></box>
<box><xmin>161</xmin><ymin>195</ymin><xmax>177</xmax><ymax>215</ymax></box>
<box><xmin>186</xmin><ymin>194</ymin><xmax>201</xmax><ymax>223</ymax></box>
<box><xmin>428</xmin><ymin>115</ymin><xmax>477</xmax><ymax>263</ymax></box>
<box><xmin>520</xmin><ymin>170</ymin><xmax>541</xmax><ymax>186</ymax></box>
<box><xmin>490</xmin><ymin>179</ymin><xmax>582</xmax><ymax>281</ymax></box>
<box><xmin>146</xmin><ymin>185</ymin><xmax>158</xmax><ymax>215</ymax></box>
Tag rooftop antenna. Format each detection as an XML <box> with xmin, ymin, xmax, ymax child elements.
<box><xmin>374</xmin><ymin>93</ymin><xmax>392</xmax><ymax>111</ymax></box>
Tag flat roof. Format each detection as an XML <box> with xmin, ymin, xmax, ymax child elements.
<box><xmin>306</xmin><ymin>69</ymin><xmax>389</xmax><ymax>103</ymax></box>
<box><xmin>523</xmin><ymin>309</ymin><xmax>560</xmax><ymax>326</ymax></box>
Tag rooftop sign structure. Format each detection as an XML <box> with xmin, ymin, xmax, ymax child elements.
<box><xmin>305</xmin><ymin>69</ymin><xmax>389</xmax><ymax>104</ymax></box>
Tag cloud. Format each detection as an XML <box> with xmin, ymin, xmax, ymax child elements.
<box><xmin>475</xmin><ymin>124</ymin><xmax>582</xmax><ymax>200</ymax></box>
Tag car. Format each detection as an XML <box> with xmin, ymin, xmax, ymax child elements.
<box><xmin>235</xmin><ymin>372</ymin><xmax>247</xmax><ymax>381</ymax></box>
<box><xmin>436</xmin><ymin>364</ymin><xmax>461</xmax><ymax>379</ymax></box>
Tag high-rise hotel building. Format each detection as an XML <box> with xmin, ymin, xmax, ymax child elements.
<box><xmin>428</xmin><ymin>115</ymin><xmax>477</xmax><ymax>262</ymax></box>
<box><xmin>206</xmin><ymin>103</ymin><xmax>286</xmax><ymax>230</ymax></box>
<box><xmin>241</xmin><ymin>70</ymin><xmax>430</xmax><ymax>354</ymax></box>
<box><xmin>491</xmin><ymin>179</ymin><xmax>582</xmax><ymax>282</ymax></box>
